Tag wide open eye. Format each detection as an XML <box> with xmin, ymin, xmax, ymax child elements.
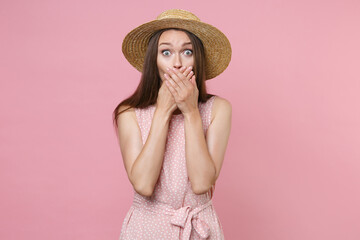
<box><xmin>162</xmin><ymin>50</ymin><xmax>171</xmax><ymax>56</ymax></box>
<box><xmin>183</xmin><ymin>49</ymin><xmax>193</xmax><ymax>56</ymax></box>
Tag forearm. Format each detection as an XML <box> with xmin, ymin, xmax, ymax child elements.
<box><xmin>184</xmin><ymin>109</ymin><xmax>216</xmax><ymax>195</ymax></box>
<box><xmin>130</xmin><ymin>108</ymin><xmax>171</xmax><ymax>196</ymax></box>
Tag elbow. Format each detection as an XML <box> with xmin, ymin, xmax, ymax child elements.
<box><xmin>133</xmin><ymin>182</ymin><xmax>154</xmax><ymax>197</ymax></box>
<box><xmin>191</xmin><ymin>169</ymin><xmax>217</xmax><ymax>195</ymax></box>
<box><xmin>134</xmin><ymin>185</ymin><xmax>154</xmax><ymax>197</ymax></box>
<box><xmin>191</xmin><ymin>182</ymin><xmax>213</xmax><ymax>195</ymax></box>
<box><xmin>129</xmin><ymin>171</ymin><xmax>154</xmax><ymax>197</ymax></box>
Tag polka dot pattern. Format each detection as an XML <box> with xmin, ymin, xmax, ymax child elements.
<box><xmin>119</xmin><ymin>95</ymin><xmax>225</xmax><ymax>239</ymax></box>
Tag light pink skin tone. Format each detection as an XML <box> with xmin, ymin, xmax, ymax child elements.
<box><xmin>156</xmin><ymin>29</ymin><xmax>198</xmax><ymax>116</ymax></box>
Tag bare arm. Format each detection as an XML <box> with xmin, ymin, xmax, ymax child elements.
<box><xmin>117</xmin><ymin>106</ymin><xmax>172</xmax><ymax>197</ymax></box>
<box><xmin>117</xmin><ymin>81</ymin><xmax>177</xmax><ymax>197</ymax></box>
<box><xmin>184</xmin><ymin>96</ymin><xmax>232</xmax><ymax>194</ymax></box>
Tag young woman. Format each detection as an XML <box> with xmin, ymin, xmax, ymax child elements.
<box><xmin>113</xmin><ymin>9</ymin><xmax>232</xmax><ymax>240</ymax></box>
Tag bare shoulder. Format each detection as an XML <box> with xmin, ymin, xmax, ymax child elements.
<box><xmin>211</xmin><ymin>95</ymin><xmax>232</xmax><ymax>124</ymax></box>
<box><xmin>116</xmin><ymin>104</ymin><xmax>141</xmax><ymax>139</ymax></box>
<box><xmin>116</xmin><ymin>104</ymin><xmax>136</xmax><ymax>125</ymax></box>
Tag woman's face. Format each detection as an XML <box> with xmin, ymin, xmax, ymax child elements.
<box><xmin>157</xmin><ymin>29</ymin><xmax>194</xmax><ymax>82</ymax></box>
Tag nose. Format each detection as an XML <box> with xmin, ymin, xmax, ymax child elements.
<box><xmin>173</xmin><ymin>53</ymin><xmax>182</xmax><ymax>69</ymax></box>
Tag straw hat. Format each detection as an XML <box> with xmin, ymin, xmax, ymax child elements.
<box><xmin>122</xmin><ymin>9</ymin><xmax>232</xmax><ymax>80</ymax></box>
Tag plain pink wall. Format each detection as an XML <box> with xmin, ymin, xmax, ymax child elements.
<box><xmin>1</xmin><ymin>0</ymin><xmax>359</xmax><ymax>239</ymax></box>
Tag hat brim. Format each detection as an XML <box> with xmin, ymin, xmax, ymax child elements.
<box><xmin>122</xmin><ymin>18</ymin><xmax>232</xmax><ymax>80</ymax></box>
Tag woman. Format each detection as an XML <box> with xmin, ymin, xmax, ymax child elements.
<box><xmin>113</xmin><ymin>9</ymin><xmax>232</xmax><ymax>240</ymax></box>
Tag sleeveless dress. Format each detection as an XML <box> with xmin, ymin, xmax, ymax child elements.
<box><xmin>119</xmin><ymin>95</ymin><xmax>225</xmax><ymax>240</ymax></box>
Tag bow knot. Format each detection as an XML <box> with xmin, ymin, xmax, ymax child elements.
<box><xmin>170</xmin><ymin>205</ymin><xmax>210</xmax><ymax>239</ymax></box>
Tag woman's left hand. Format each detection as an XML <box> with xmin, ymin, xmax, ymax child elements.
<box><xmin>164</xmin><ymin>66</ymin><xmax>199</xmax><ymax>116</ymax></box>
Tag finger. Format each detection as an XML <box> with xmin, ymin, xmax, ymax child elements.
<box><xmin>181</xmin><ymin>66</ymin><xmax>192</xmax><ymax>78</ymax></box>
<box><xmin>185</xmin><ymin>66</ymin><xmax>193</xmax><ymax>76</ymax></box>
<box><xmin>164</xmin><ymin>73</ymin><xmax>181</xmax><ymax>92</ymax></box>
<box><xmin>164</xmin><ymin>79</ymin><xmax>178</xmax><ymax>97</ymax></box>
<box><xmin>170</xmin><ymin>67</ymin><xmax>194</xmax><ymax>89</ymax></box>
<box><xmin>168</xmin><ymin>67</ymin><xmax>184</xmax><ymax>81</ymax></box>
<box><xmin>186</xmin><ymin>70</ymin><xmax>194</xmax><ymax>81</ymax></box>
<box><xmin>172</xmin><ymin>68</ymin><xmax>191</xmax><ymax>89</ymax></box>
<box><xmin>179</xmin><ymin>66</ymin><xmax>186</xmax><ymax>73</ymax></box>
<box><xmin>167</xmin><ymin>68</ymin><xmax>187</xmax><ymax>89</ymax></box>
<box><xmin>181</xmin><ymin>70</ymin><xmax>194</xmax><ymax>88</ymax></box>
<box><xmin>191</xmin><ymin>75</ymin><xmax>197</xmax><ymax>86</ymax></box>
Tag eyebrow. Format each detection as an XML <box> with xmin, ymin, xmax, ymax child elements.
<box><xmin>158</xmin><ymin>42</ymin><xmax>192</xmax><ymax>47</ymax></box>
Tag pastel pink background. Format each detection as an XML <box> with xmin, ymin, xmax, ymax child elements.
<box><xmin>1</xmin><ymin>0</ymin><xmax>359</xmax><ymax>239</ymax></box>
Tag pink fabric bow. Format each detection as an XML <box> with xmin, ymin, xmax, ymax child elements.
<box><xmin>170</xmin><ymin>204</ymin><xmax>211</xmax><ymax>239</ymax></box>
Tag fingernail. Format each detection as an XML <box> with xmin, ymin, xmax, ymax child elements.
<box><xmin>188</xmin><ymin>66</ymin><xmax>193</xmax><ymax>70</ymax></box>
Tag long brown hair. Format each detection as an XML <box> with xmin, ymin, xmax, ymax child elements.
<box><xmin>112</xmin><ymin>28</ymin><xmax>213</xmax><ymax>128</ymax></box>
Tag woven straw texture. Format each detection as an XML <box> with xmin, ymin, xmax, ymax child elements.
<box><xmin>122</xmin><ymin>9</ymin><xmax>232</xmax><ymax>80</ymax></box>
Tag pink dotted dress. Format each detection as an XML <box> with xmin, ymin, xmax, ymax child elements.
<box><xmin>119</xmin><ymin>95</ymin><xmax>225</xmax><ymax>240</ymax></box>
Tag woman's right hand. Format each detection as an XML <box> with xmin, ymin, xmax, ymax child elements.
<box><xmin>156</xmin><ymin>79</ymin><xmax>177</xmax><ymax>116</ymax></box>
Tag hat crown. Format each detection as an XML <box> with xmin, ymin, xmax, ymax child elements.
<box><xmin>156</xmin><ymin>9</ymin><xmax>200</xmax><ymax>22</ymax></box>
<box><xmin>122</xmin><ymin>9</ymin><xmax>231</xmax><ymax>80</ymax></box>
